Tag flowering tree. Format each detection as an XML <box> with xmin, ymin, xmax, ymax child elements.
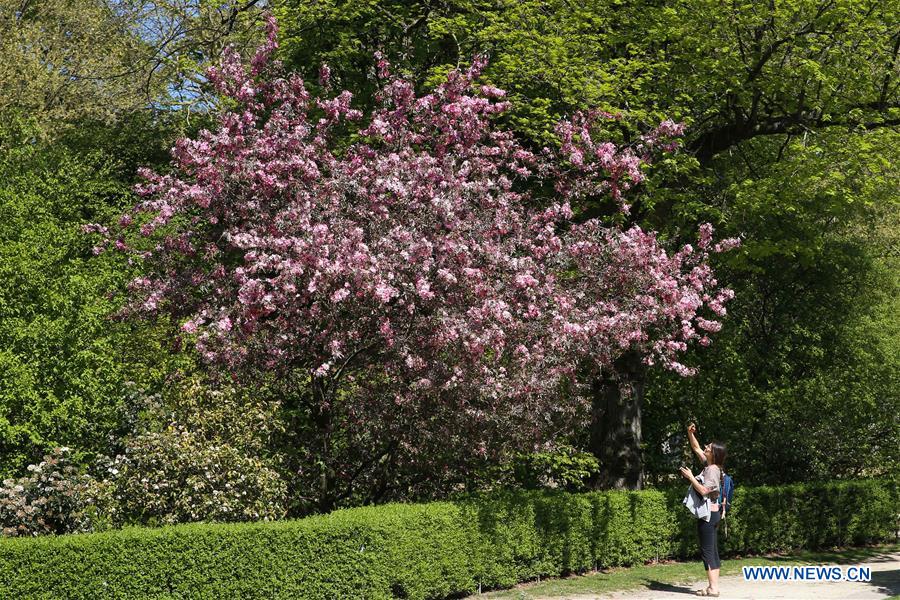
<box><xmin>90</xmin><ymin>17</ymin><xmax>738</xmax><ymax>510</ymax></box>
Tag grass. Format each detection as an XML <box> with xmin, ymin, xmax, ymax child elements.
<box><xmin>473</xmin><ymin>543</ymin><xmax>900</xmax><ymax>599</ymax></box>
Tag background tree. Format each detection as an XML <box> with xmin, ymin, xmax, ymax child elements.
<box><xmin>643</xmin><ymin>127</ymin><xmax>900</xmax><ymax>484</ymax></box>
<box><xmin>0</xmin><ymin>0</ymin><xmax>270</xmax><ymax>477</ymax></box>
<box><xmin>0</xmin><ymin>0</ymin><xmax>148</xmax><ymax>135</ymax></box>
<box><xmin>274</xmin><ymin>0</ymin><xmax>899</xmax><ymax>152</ymax></box>
<box><xmin>0</xmin><ymin>122</ymin><xmax>196</xmax><ymax>477</ymax></box>
<box><xmin>0</xmin><ymin>0</ymin><xmax>267</xmax><ymax>139</ymax></box>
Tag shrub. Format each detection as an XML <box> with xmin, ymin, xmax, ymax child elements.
<box><xmin>103</xmin><ymin>380</ymin><xmax>289</xmax><ymax>526</ymax></box>
<box><xmin>2</xmin><ymin>380</ymin><xmax>291</xmax><ymax>535</ymax></box>
<box><xmin>589</xmin><ymin>489</ymin><xmax>676</xmax><ymax>568</ymax></box>
<box><xmin>0</xmin><ymin>502</ymin><xmax>477</xmax><ymax>599</ymax></box>
<box><xmin>105</xmin><ymin>427</ymin><xmax>288</xmax><ymax>526</ymax></box>
<box><xmin>0</xmin><ymin>448</ymin><xmax>106</xmax><ymax>537</ymax></box>
<box><xmin>0</xmin><ymin>478</ymin><xmax>896</xmax><ymax>598</ymax></box>
<box><xmin>509</xmin><ymin>446</ymin><xmax>601</xmax><ymax>492</ymax></box>
<box><xmin>458</xmin><ymin>489</ymin><xmax>595</xmax><ymax>587</ymax></box>
<box><xmin>721</xmin><ymin>478</ymin><xmax>900</xmax><ymax>554</ymax></box>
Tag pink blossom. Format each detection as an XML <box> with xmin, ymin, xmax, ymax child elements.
<box><xmin>96</xmin><ymin>22</ymin><xmax>741</xmax><ymax>487</ymax></box>
<box><xmin>696</xmin><ymin>317</ymin><xmax>723</xmax><ymax>333</ymax></box>
<box><xmin>714</xmin><ymin>237</ymin><xmax>742</xmax><ymax>253</ymax></box>
<box><xmin>331</xmin><ymin>287</ymin><xmax>350</xmax><ymax>303</ymax></box>
<box><xmin>374</xmin><ymin>282</ymin><xmax>397</xmax><ymax>303</ymax></box>
<box><xmin>698</xmin><ymin>223</ymin><xmax>714</xmax><ymax>249</ymax></box>
<box><xmin>480</xmin><ymin>85</ymin><xmax>506</xmax><ymax>98</ymax></box>
<box><xmin>319</xmin><ymin>64</ymin><xmax>331</xmax><ymax>87</ymax></box>
<box><xmin>314</xmin><ymin>361</ymin><xmax>332</xmax><ymax>377</ymax></box>
<box><xmin>415</xmin><ymin>278</ymin><xmax>435</xmax><ymax>300</ymax></box>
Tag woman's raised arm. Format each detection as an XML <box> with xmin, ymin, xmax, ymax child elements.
<box><xmin>687</xmin><ymin>423</ymin><xmax>706</xmax><ymax>464</ymax></box>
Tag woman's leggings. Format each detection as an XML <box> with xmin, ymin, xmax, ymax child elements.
<box><xmin>697</xmin><ymin>510</ymin><xmax>722</xmax><ymax>570</ymax></box>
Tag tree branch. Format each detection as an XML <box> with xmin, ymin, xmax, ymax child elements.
<box><xmin>690</xmin><ymin>105</ymin><xmax>900</xmax><ymax>163</ymax></box>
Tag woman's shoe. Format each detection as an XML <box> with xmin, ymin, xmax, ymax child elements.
<box><xmin>695</xmin><ymin>588</ymin><xmax>720</xmax><ymax>597</ymax></box>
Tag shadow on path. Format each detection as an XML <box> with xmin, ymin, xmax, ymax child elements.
<box><xmin>643</xmin><ymin>580</ymin><xmax>697</xmax><ymax>594</ymax></box>
<box><xmin>869</xmin><ymin>566</ymin><xmax>900</xmax><ymax>598</ymax></box>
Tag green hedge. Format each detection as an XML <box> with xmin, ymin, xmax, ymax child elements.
<box><xmin>1</xmin><ymin>479</ymin><xmax>897</xmax><ymax>599</ymax></box>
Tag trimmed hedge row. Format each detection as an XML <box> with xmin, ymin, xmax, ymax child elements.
<box><xmin>1</xmin><ymin>478</ymin><xmax>897</xmax><ymax>599</ymax></box>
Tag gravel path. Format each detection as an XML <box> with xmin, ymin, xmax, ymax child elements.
<box><xmin>547</xmin><ymin>551</ymin><xmax>900</xmax><ymax>600</ymax></box>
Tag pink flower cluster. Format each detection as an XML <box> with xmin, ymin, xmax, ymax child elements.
<box><xmin>91</xmin><ymin>17</ymin><xmax>739</xmax><ymax>454</ymax></box>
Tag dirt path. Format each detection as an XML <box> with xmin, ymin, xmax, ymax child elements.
<box><xmin>548</xmin><ymin>551</ymin><xmax>900</xmax><ymax>600</ymax></box>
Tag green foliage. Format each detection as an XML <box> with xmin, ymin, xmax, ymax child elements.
<box><xmin>476</xmin><ymin>446</ymin><xmax>601</xmax><ymax>493</ymax></box>
<box><xmin>644</xmin><ymin>128</ymin><xmax>900</xmax><ymax>486</ymax></box>
<box><xmin>1</xmin><ymin>479</ymin><xmax>896</xmax><ymax>598</ymax></box>
<box><xmin>0</xmin><ymin>125</ymin><xmax>190</xmax><ymax>477</ymax></box>
<box><xmin>511</xmin><ymin>447</ymin><xmax>601</xmax><ymax>492</ymax></box>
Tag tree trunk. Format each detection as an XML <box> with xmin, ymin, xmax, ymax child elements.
<box><xmin>589</xmin><ymin>350</ymin><xmax>647</xmax><ymax>490</ymax></box>
<box><xmin>312</xmin><ymin>378</ymin><xmax>336</xmax><ymax>514</ymax></box>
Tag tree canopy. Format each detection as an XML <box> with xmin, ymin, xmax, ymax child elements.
<box><xmin>88</xmin><ymin>22</ymin><xmax>739</xmax><ymax>509</ymax></box>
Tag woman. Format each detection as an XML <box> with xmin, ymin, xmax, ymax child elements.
<box><xmin>680</xmin><ymin>422</ymin><xmax>727</xmax><ymax>598</ymax></box>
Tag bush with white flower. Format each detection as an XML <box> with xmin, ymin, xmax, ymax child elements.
<box><xmin>102</xmin><ymin>378</ymin><xmax>289</xmax><ymax>526</ymax></box>
<box><xmin>105</xmin><ymin>426</ymin><xmax>287</xmax><ymax>526</ymax></box>
<box><xmin>0</xmin><ymin>447</ymin><xmax>108</xmax><ymax>537</ymax></box>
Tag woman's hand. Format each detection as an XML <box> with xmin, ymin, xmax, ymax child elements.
<box><xmin>681</xmin><ymin>466</ymin><xmax>710</xmax><ymax>496</ymax></box>
<box><xmin>687</xmin><ymin>423</ymin><xmax>706</xmax><ymax>463</ymax></box>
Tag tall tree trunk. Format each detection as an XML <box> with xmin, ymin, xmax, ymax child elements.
<box><xmin>589</xmin><ymin>350</ymin><xmax>647</xmax><ymax>490</ymax></box>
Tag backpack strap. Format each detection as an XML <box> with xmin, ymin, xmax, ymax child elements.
<box><xmin>721</xmin><ymin>473</ymin><xmax>727</xmax><ymax>538</ymax></box>
<box><xmin>720</xmin><ymin>471</ymin><xmax>727</xmax><ymax>518</ymax></box>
